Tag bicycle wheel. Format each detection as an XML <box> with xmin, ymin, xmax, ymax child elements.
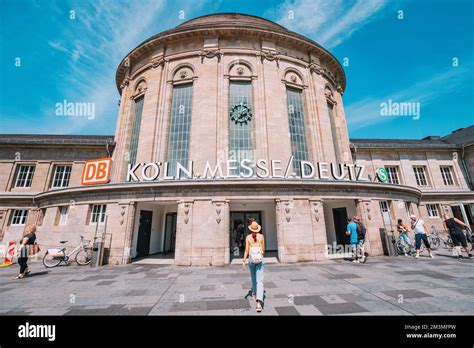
<box><xmin>75</xmin><ymin>247</ymin><xmax>93</xmax><ymax>266</ymax></box>
<box><xmin>42</xmin><ymin>251</ymin><xmax>63</xmax><ymax>268</ymax></box>
<box><xmin>431</xmin><ymin>237</ymin><xmax>440</xmax><ymax>250</ymax></box>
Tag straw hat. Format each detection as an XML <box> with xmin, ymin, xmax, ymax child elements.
<box><xmin>248</xmin><ymin>221</ymin><xmax>261</xmax><ymax>232</ymax></box>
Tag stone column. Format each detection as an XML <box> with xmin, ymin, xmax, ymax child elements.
<box><xmin>275</xmin><ymin>198</ymin><xmax>316</xmax><ymax>263</ymax></box>
<box><xmin>356</xmin><ymin>199</ymin><xmax>384</xmax><ymax>256</ymax></box>
<box><xmin>175</xmin><ymin>200</ymin><xmax>193</xmax><ymax>266</ymax></box>
<box><xmin>309</xmin><ymin>199</ymin><xmax>328</xmax><ymax>260</ymax></box>
<box><xmin>122</xmin><ymin>202</ymin><xmax>136</xmax><ymax>265</ymax></box>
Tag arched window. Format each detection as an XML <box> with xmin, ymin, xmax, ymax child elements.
<box><xmin>129</xmin><ymin>79</ymin><xmax>147</xmax><ymax>166</ymax></box>
<box><xmin>325</xmin><ymin>84</ymin><xmax>339</xmax><ymax>164</ymax></box>
<box><xmin>283</xmin><ymin>70</ymin><xmax>309</xmax><ymax>177</ymax></box>
<box><xmin>227</xmin><ymin>61</ymin><xmax>255</xmax><ymax>176</ymax></box>
<box><xmin>166</xmin><ymin>65</ymin><xmax>196</xmax><ymax>177</ymax></box>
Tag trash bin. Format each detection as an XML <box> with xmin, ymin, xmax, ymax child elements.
<box><xmin>90</xmin><ymin>241</ymin><xmax>103</xmax><ymax>267</ymax></box>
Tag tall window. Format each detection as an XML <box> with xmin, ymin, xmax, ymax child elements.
<box><xmin>129</xmin><ymin>96</ymin><xmax>144</xmax><ymax>166</ymax></box>
<box><xmin>413</xmin><ymin>166</ymin><xmax>428</xmax><ymax>186</ymax></box>
<box><xmin>167</xmin><ymin>83</ymin><xmax>193</xmax><ymax>177</ymax></box>
<box><xmin>59</xmin><ymin>206</ymin><xmax>69</xmax><ymax>225</ymax></box>
<box><xmin>386</xmin><ymin>166</ymin><xmax>400</xmax><ymax>184</ymax></box>
<box><xmin>327</xmin><ymin>102</ymin><xmax>340</xmax><ymax>164</ymax></box>
<box><xmin>287</xmin><ymin>87</ymin><xmax>309</xmax><ymax>176</ymax></box>
<box><xmin>11</xmin><ymin>209</ymin><xmax>28</xmax><ymax>225</ymax></box>
<box><xmin>90</xmin><ymin>204</ymin><xmax>107</xmax><ymax>224</ymax></box>
<box><xmin>51</xmin><ymin>165</ymin><xmax>72</xmax><ymax>188</ymax></box>
<box><xmin>14</xmin><ymin>165</ymin><xmax>35</xmax><ymax>188</ymax></box>
<box><xmin>426</xmin><ymin>204</ymin><xmax>440</xmax><ymax>218</ymax></box>
<box><xmin>440</xmin><ymin>166</ymin><xmax>455</xmax><ymax>186</ymax></box>
<box><xmin>229</xmin><ymin>81</ymin><xmax>254</xmax><ymax>176</ymax></box>
<box><xmin>379</xmin><ymin>201</ymin><xmax>391</xmax><ymax>225</ymax></box>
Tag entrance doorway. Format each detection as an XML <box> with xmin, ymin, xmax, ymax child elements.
<box><xmin>164</xmin><ymin>213</ymin><xmax>177</xmax><ymax>253</ymax></box>
<box><xmin>136</xmin><ymin>210</ymin><xmax>152</xmax><ymax>258</ymax></box>
<box><xmin>332</xmin><ymin>207</ymin><xmax>349</xmax><ymax>245</ymax></box>
<box><xmin>230</xmin><ymin>211</ymin><xmax>262</xmax><ymax>259</ymax></box>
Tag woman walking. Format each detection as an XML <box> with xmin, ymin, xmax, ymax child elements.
<box><xmin>443</xmin><ymin>214</ymin><xmax>472</xmax><ymax>259</ymax></box>
<box><xmin>242</xmin><ymin>221</ymin><xmax>265</xmax><ymax>312</ymax></box>
<box><xmin>15</xmin><ymin>224</ymin><xmax>38</xmax><ymax>279</ymax></box>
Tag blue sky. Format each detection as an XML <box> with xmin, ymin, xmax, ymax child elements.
<box><xmin>0</xmin><ymin>0</ymin><xmax>473</xmax><ymax>139</ymax></box>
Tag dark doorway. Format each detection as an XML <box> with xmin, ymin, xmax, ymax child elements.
<box><xmin>230</xmin><ymin>211</ymin><xmax>262</xmax><ymax>259</ymax></box>
<box><xmin>136</xmin><ymin>210</ymin><xmax>153</xmax><ymax>257</ymax></box>
<box><xmin>332</xmin><ymin>207</ymin><xmax>349</xmax><ymax>245</ymax></box>
<box><xmin>164</xmin><ymin>213</ymin><xmax>177</xmax><ymax>253</ymax></box>
<box><xmin>451</xmin><ymin>205</ymin><xmax>464</xmax><ymax>222</ymax></box>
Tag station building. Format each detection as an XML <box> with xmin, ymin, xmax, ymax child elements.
<box><xmin>1</xmin><ymin>14</ymin><xmax>473</xmax><ymax>266</ymax></box>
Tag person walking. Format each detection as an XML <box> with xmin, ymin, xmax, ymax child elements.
<box><xmin>443</xmin><ymin>214</ymin><xmax>472</xmax><ymax>259</ymax></box>
<box><xmin>410</xmin><ymin>214</ymin><xmax>434</xmax><ymax>259</ymax></box>
<box><xmin>242</xmin><ymin>221</ymin><xmax>265</xmax><ymax>312</ymax></box>
<box><xmin>354</xmin><ymin>216</ymin><xmax>368</xmax><ymax>262</ymax></box>
<box><xmin>397</xmin><ymin>218</ymin><xmax>414</xmax><ymax>256</ymax></box>
<box><xmin>346</xmin><ymin>217</ymin><xmax>360</xmax><ymax>263</ymax></box>
<box><xmin>15</xmin><ymin>224</ymin><xmax>39</xmax><ymax>279</ymax></box>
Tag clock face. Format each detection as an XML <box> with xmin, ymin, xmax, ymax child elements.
<box><xmin>230</xmin><ymin>101</ymin><xmax>252</xmax><ymax>125</ymax></box>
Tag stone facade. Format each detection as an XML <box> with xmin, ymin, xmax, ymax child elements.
<box><xmin>0</xmin><ymin>14</ymin><xmax>473</xmax><ymax>266</ymax></box>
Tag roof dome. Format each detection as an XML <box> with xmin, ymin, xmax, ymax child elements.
<box><xmin>177</xmin><ymin>13</ymin><xmax>289</xmax><ymax>32</ymax></box>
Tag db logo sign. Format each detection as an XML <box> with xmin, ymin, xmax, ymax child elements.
<box><xmin>81</xmin><ymin>158</ymin><xmax>112</xmax><ymax>185</ymax></box>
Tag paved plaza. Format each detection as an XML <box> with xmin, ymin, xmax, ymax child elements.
<box><xmin>1</xmin><ymin>249</ymin><xmax>473</xmax><ymax>316</ymax></box>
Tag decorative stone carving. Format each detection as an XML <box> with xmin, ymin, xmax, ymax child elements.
<box><xmin>173</xmin><ymin>67</ymin><xmax>194</xmax><ymax>82</ymax></box>
<box><xmin>200</xmin><ymin>48</ymin><xmax>222</xmax><ymax>63</ymax></box>
<box><xmin>150</xmin><ymin>56</ymin><xmax>164</xmax><ymax>68</ymax></box>
<box><xmin>324</xmin><ymin>85</ymin><xmax>334</xmax><ymax>99</ymax></box>
<box><xmin>236</xmin><ymin>66</ymin><xmax>244</xmax><ymax>75</ymax></box>
<box><xmin>259</xmin><ymin>50</ymin><xmax>279</xmax><ymax>64</ymax></box>
<box><xmin>120</xmin><ymin>77</ymin><xmax>130</xmax><ymax>90</ymax></box>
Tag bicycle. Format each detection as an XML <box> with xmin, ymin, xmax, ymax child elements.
<box><xmin>43</xmin><ymin>236</ymin><xmax>93</xmax><ymax>268</ymax></box>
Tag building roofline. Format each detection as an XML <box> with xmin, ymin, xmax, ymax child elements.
<box><xmin>115</xmin><ymin>13</ymin><xmax>346</xmax><ymax>94</ymax></box>
<box><xmin>0</xmin><ymin>134</ymin><xmax>115</xmax><ymax>146</ymax></box>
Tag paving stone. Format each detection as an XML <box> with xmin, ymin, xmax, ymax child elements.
<box><xmin>199</xmin><ymin>285</ymin><xmax>216</xmax><ymax>291</ymax></box>
<box><xmin>275</xmin><ymin>306</ymin><xmax>300</xmax><ymax>315</ymax></box>
<box><xmin>207</xmin><ymin>299</ymin><xmax>251</xmax><ymax>311</ymax></box>
<box><xmin>96</xmin><ymin>280</ymin><xmax>115</xmax><ymax>286</ymax></box>
<box><xmin>315</xmin><ymin>302</ymin><xmax>369</xmax><ymax>315</ymax></box>
<box><xmin>293</xmin><ymin>295</ymin><xmax>326</xmax><ymax>306</ymax></box>
<box><xmin>382</xmin><ymin>289</ymin><xmax>433</xmax><ymax>299</ymax></box>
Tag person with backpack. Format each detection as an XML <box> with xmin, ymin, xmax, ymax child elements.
<box><xmin>443</xmin><ymin>213</ymin><xmax>472</xmax><ymax>259</ymax></box>
<box><xmin>354</xmin><ymin>216</ymin><xmax>368</xmax><ymax>263</ymax></box>
<box><xmin>410</xmin><ymin>214</ymin><xmax>434</xmax><ymax>259</ymax></box>
<box><xmin>242</xmin><ymin>221</ymin><xmax>265</xmax><ymax>312</ymax></box>
<box><xmin>346</xmin><ymin>217</ymin><xmax>360</xmax><ymax>263</ymax></box>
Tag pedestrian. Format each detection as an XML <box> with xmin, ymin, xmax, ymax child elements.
<box><xmin>443</xmin><ymin>214</ymin><xmax>472</xmax><ymax>259</ymax></box>
<box><xmin>242</xmin><ymin>221</ymin><xmax>265</xmax><ymax>312</ymax></box>
<box><xmin>15</xmin><ymin>224</ymin><xmax>39</xmax><ymax>279</ymax></box>
<box><xmin>397</xmin><ymin>218</ymin><xmax>413</xmax><ymax>256</ymax></box>
<box><xmin>410</xmin><ymin>214</ymin><xmax>434</xmax><ymax>259</ymax></box>
<box><xmin>346</xmin><ymin>217</ymin><xmax>360</xmax><ymax>263</ymax></box>
<box><xmin>354</xmin><ymin>216</ymin><xmax>368</xmax><ymax>262</ymax></box>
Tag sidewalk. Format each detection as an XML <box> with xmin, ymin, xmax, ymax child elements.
<box><xmin>0</xmin><ymin>248</ymin><xmax>473</xmax><ymax>315</ymax></box>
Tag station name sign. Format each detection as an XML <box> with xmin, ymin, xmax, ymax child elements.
<box><xmin>125</xmin><ymin>157</ymin><xmax>368</xmax><ymax>182</ymax></box>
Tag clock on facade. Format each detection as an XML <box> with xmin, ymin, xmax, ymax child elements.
<box><xmin>230</xmin><ymin>101</ymin><xmax>252</xmax><ymax>125</ymax></box>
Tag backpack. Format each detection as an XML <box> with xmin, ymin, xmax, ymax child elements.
<box><xmin>356</xmin><ymin>222</ymin><xmax>367</xmax><ymax>240</ymax></box>
<box><xmin>248</xmin><ymin>236</ymin><xmax>263</xmax><ymax>264</ymax></box>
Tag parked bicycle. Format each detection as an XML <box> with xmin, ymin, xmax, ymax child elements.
<box><xmin>42</xmin><ymin>236</ymin><xmax>93</xmax><ymax>268</ymax></box>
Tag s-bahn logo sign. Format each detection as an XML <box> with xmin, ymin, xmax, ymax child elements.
<box><xmin>81</xmin><ymin>158</ymin><xmax>112</xmax><ymax>185</ymax></box>
<box><xmin>124</xmin><ymin>156</ymin><xmax>369</xmax><ymax>182</ymax></box>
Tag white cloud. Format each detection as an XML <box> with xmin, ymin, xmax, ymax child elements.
<box><xmin>45</xmin><ymin>0</ymin><xmax>207</xmax><ymax>135</ymax></box>
<box><xmin>273</xmin><ymin>0</ymin><xmax>388</xmax><ymax>48</ymax></box>
<box><xmin>345</xmin><ymin>66</ymin><xmax>470</xmax><ymax>131</ymax></box>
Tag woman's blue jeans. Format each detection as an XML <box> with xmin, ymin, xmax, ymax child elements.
<box><xmin>249</xmin><ymin>260</ymin><xmax>264</xmax><ymax>302</ymax></box>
